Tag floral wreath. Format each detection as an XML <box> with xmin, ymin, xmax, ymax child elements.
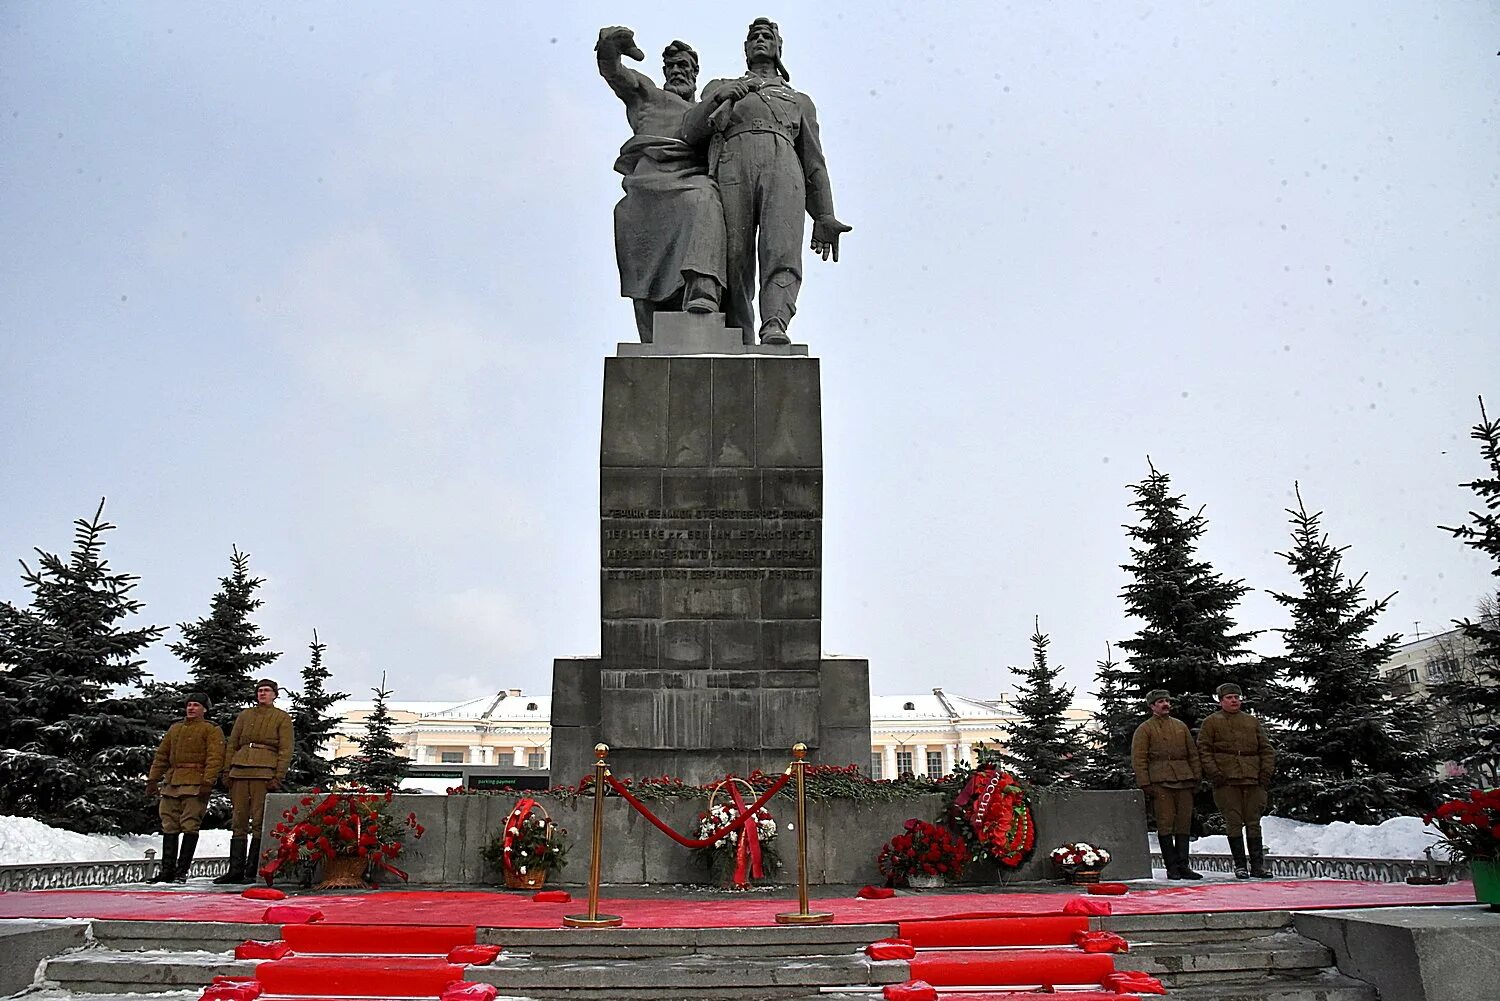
<box><xmin>951</xmin><ymin>765</ymin><xmax>1034</xmax><ymax>866</ymax></box>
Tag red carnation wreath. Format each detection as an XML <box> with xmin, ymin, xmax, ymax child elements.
<box><xmin>951</xmin><ymin>766</ymin><xmax>1034</xmax><ymax>866</ymax></box>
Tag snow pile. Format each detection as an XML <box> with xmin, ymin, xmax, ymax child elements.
<box><xmin>1149</xmin><ymin>814</ymin><xmax>1442</xmax><ymax>859</ymax></box>
<box><xmin>0</xmin><ymin>815</ymin><xmax>233</xmax><ymax>865</ymax></box>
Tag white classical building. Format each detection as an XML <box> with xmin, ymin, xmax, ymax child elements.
<box><xmin>330</xmin><ymin>686</ymin><xmax>1095</xmax><ymax>786</ymax></box>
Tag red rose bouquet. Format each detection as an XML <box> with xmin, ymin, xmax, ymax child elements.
<box><xmin>1425</xmin><ymin>788</ymin><xmax>1500</xmax><ymax>863</ymax></box>
<box><xmin>877</xmin><ymin>818</ymin><xmax>970</xmax><ymax>885</ymax></box>
<box><xmin>261</xmin><ymin>789</ymin><xmax>425</xmax><ymax>886</ymax></box>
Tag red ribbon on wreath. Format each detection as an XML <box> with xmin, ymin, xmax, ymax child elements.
<box><xmin>727</xmin><ymin>781</ymin><xmax>764</xmax><ymax>888</ymax></box>
<box><xmin>501</xmin><ymin>798</ymin><xmax>538</xmax><ymax>874</ymax></box>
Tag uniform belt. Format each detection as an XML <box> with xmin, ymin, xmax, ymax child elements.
<box><xmin>723</xmin><ymin>118</ymin><xmax>794</xmax><ymax>143</ymax></box>
<box><xmin>248</xmin><ymin>742</ymin><xmax>278</xmax><ymax>751</ymax></box>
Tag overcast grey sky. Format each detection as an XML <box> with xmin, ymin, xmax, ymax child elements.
<box><xmin>3</xmin><ymin>3</ymin><xmax>1497</xmax><ymax>709</ymax></box>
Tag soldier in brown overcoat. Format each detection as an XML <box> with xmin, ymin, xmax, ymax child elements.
<box><xmin>214</xmin><ymin>678</ymin><xmax>294</xmax><ymax>884</ymax></box>
<box><xmin>146</xmin><ymin>692</ymin><xmax>224</xmax><ymax>882</ymax></box>
<box><xmin>1198</xmin><ymin>682</ymin><xmax>1276</xmax><ymax>879</ymax></box>
<box><xmin>1131</xmin><ymin>688</ymin><xmax>1204</xmax><ymax>880</ymax></box>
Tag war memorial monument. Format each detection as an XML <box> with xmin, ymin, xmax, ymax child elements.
<box><xmin>259</xmin><ymin>18</ymin><xmax>1149</xmax><ymax>886</ymax></box>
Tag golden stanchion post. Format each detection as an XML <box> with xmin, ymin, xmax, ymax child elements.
<box><xmin>563</xmin><ymin>743</ymin><xmax>624</xmax><ymax>928</ymax></box>
<box><xmin>776</xmin><ymin>742</ymin><xmax>833</xmax><ymax>924</ymax></box>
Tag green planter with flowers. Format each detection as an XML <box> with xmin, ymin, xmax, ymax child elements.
<box><xmin>1470</xmin><ymin>860</ymin><xmax>1500</xmax><ymax>907</ymax></box>
<box><xmin>1425</xmin><ymin>788</ymin><xmax>1500</xmax><ymax>908</ymax></box>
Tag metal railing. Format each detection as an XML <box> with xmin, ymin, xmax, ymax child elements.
<box><xmin>1151</xmin><ymin>852</ymin><xmax>1466</xmax><ymax>883</ymax></box>
<box><xmin>0</xmin><ymin>852</ymin><xmax>1461</xmax><ymax>891</ymax></box>
<box><xmin>0</xmin><ymin>856</ymin><xmax>230</xmax><ymax>892</ymax></box>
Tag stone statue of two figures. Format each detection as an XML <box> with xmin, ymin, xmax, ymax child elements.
<box><xmin>597</xmin><ymin>18</ymin><xmax>852</xmax><ymax>345</ymax></box>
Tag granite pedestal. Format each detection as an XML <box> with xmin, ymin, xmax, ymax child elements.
<box><xmin>552</xmin><ymin>314</ymin><xmax>870</xmax><ymax>787</ymax></box>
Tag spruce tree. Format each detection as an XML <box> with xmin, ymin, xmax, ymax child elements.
<box><xmin>1264</xmin><ymin>485</ymin><xmax>1433</xmax><ymax>822</ymax></box>
<box><xmin>170</xmin><ymin>547</ymin><xmax>280</xmax><ymax>733</ymax></box>
<box><xmin>1434</xmin><ymin>396</ymin><xmax>1500</xmax><ymax>783</ymax></box>
<box><xmin>1117</xmin><ymin>460</ymin><xmax>1263</xmax><ymax>732</ymax></box>
<box><xmin>1078</xmin><ymin>643</ymin><xmax>1137</xmax><ymax>789</ymax></box>
<box><xmin>346</xmin><ymin>675</ymin><xmax>409</xmax><ymax>791</ymax></box>
<box><xmin>287</xmin><ymin>630</ymin><xmax>348</xmax><ymax>791</ymax></box>
<box><xmin>0</xmin><ymin>501</ymin><xmax>165</xmax><ymax>832</ymax></box>
<box><xmin>1001</xmin><ymin>619</ymin><xmax>1082</xmax><ymax>786</ymax></box>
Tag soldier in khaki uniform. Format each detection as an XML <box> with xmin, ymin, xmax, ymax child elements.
<box><xmin>1131</xmin><ymin>689</ymin><xmax>1204</xmax><ymax>880</ymax></box>
<box><xmin>215</xmin><ymin>678</ymin><xmax>294</xmax><ymax>884</ymax></box>
<box><xmin>1198</xmin><ymin>682</ymin><xmax>1276</xmax><ymax>879</ymax></box>
<box><xmin>146</xmin><ymin>692</ymin><xmax>224</xmax><ymax>882</ymax></box>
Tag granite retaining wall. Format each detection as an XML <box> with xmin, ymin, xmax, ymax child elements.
<box><xmin>262</xmin><ymin>788</ymin><xmax>1148</xmax><ymax>886</ymax></box>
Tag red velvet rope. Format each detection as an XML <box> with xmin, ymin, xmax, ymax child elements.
<box><xmin>602</xmin><ymin>771</ymin><xmax>792</xmax><ymax>848</ymax></box>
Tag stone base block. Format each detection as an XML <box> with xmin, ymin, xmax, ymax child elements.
<box><xmin>1296</xmin><ymin>905</ymin><xmax>1500</xmax><ymax>1001</ymax></box>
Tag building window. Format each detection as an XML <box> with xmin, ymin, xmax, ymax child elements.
<box><xmin>1427</xmin><ymin>656</ymin><xmax>1459</xmax><ymax>682</ymax></box>
<box><xmin>903</xmin><ymin>701</ymin><xmax>916</xmax><ymax>711</ymax></box>
<box><xmin>895</xmin><ymin>750</ymin><xmax>913</xmax><ymax>775</ymax></box>
<box><xmin>526</xmin><ymin>702</ymin><xmax>538</xmax><ymax>711</ymax></box>
<box><xmin>527</xmin><ymin>750</ymin><xmax>546</xmax><ymax>769</ymax></box>
<box><xmin>869</xmin><ymin>753</ymin><xmax>883</xmax><ymax>779</ymax></box>
<box><xmin>927</xmin><ymin>750</ymin><xmax>944</xmax><ymax>777</ymax></box>
<box><xmin>439</xmin><ymin>751</ymin><xmax>464</xmax><ymax>764</ymax></box>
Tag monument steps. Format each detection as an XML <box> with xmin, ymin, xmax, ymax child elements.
<box><xmin>26</xmin><ymin>911</ymin><xmax>1378</xmax><ymax>1001</ymax></box>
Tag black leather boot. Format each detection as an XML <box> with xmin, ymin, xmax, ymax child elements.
<box><xmin>149</xmin><ymin>833</ymin><xmax>179</xmax><ymax>884</ymax></box>
<box><xmin>1159</xmin><ymin>834</ymin><xmax>1182</xmax><ymax>879</ymax></box>
<box><xmin>1248</xmin><ymin>835</ymin><xmax>1274</xmax><ymax>878</ymax></box>
<box><xmin>214</xmin><ymin>836</ymin><xmax>247</xmax><ymax>885</ymax></box>
<box><xmin>1177</xmin><ymin>836</ymin><xmax>1204</xmax><ymax>880</ymax></box>
<box><xmin>1229</xmin><ymin>832</ymin><xmax>1250</xmax><ymax>879</ymax></box>
<box><xmin>173</xmin><ymin>832</ymin><xmax>199</xmax><ymax>882</ymax></box>
<box><xmin>244</xmin><ymin>837</ymin><xmax>263</xmax><ymax>884</ymax></box>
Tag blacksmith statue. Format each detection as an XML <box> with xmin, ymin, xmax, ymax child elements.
<box><xmin>596</xmin><ymin>27</ymin><xmax>726</xmax><ymax>342</ymax></box>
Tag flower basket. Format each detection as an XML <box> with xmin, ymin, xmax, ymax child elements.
<box><xmin>1050</xmin><ymin>842</ymin><xmax>1112</xmax><ymax>884</ymax></box>
<box><xmin>262</xmin><ymin>789</ymin><xmax>425</xmax><ymax>888</ymax></box>
<box><xmin>316</xmin><ymin>854</ymin><xmax>370</xmax><ymax>890</ymax></box>
<box><xmin>877</xmin><ymin>819</ymin><xmax>969</xmax><ymax>888</ymax></box>
<box><xmin>691</xmin><ymin>777</ymin><xmax>780</xmax><ymax>890</ymax></box>
<box><xmin>482</xmin><ymin>799</ymin><xmax>568</xmax><ymax>889</ymax></box>
<box><xmin>504</xmin><ymin>867</ymin><xmax>548</xmax><ymax>891</ymax></box>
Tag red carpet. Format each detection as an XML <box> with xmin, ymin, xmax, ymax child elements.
<box><xmin>900</xmin><ymin>915</ymin><xmax>1088</xmax><ymax>947</ymax></box>
<box><xmin>0</xmin><ymin>880</ymin><xmax>1475</xmax><ymax>928</ymax></box>
<box><xmin>256</xmin><ymin>957</ymin><xmax>463</xmax><ymax>996</ymax></box>
<box><xmin>911</xmin><ymin>949</ymin><xmax>1117</xmax><ymax>986</ymax></box>
<box><xmin>280</xmin><ymin>924</ymin><xmax>475</xmax><ymax>954</ymax></box>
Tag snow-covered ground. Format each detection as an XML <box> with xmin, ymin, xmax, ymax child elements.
<box><xmin>1148</xmin><ymin>814</ymin><xmax>1442</xmax><ymax>860</ymax></box>
<box><xmin>0</xmin><ymin>815</ymin><xmax>233</xmax><ymax>865</ymax></box>
<box><xmin>1</xmin><ymin>811</ymin><xmax>1446</xmax><ymax>866</ymax></box>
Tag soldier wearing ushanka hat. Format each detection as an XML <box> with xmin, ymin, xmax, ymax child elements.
<box><xmin>1130</xmin><ymin>688</ymin><xmax>1204</xmax><ymax>880</ymax></box>
<box><xmin>1198</xmin><ymin>682</ymin><xmax>1276</xmax><ymax>879</ymax></box>
<box><xmin>215</xmin><ymin>678</ymin><xmax>294</xmax><ymax>884</ymax></box>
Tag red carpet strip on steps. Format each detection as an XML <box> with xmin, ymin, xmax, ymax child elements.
<box><xmin>0</xmin><ymin>880</ymin><xmax>1474</xmax><ymax>927</ymax></box>
<box><xmin>910</xmin><ymin>949</ymin><xmax>1118</xmax><ymax>988</ymax></box>
<box><xmin>255</xmin><ymin>956</ymin><xmax>465</xmax><ymax>996</ymax></box>
<box><xmin>900</xmin><ymin>914</ymin><xmax>1089</xmax><ymax>947</ymax></box>
<box><xmin>279</xmin><ymin>924</ymin><xmax>475</xmax><ymax>954</ymax></box>
<box><xmin>934</xmin><ymin>994</ymin><xmax>1140</xmax><ymax>1001</ymax></box>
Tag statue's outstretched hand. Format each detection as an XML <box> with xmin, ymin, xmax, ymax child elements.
<box><xmin>595</xmin><ymin>26</ymin><xmax>644</xmax><ymax>62</ymax></box>
<box><xmin>811</xmin><ymin>216</ymin><xmax>852</xmax><ymax>262</ymax></box>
